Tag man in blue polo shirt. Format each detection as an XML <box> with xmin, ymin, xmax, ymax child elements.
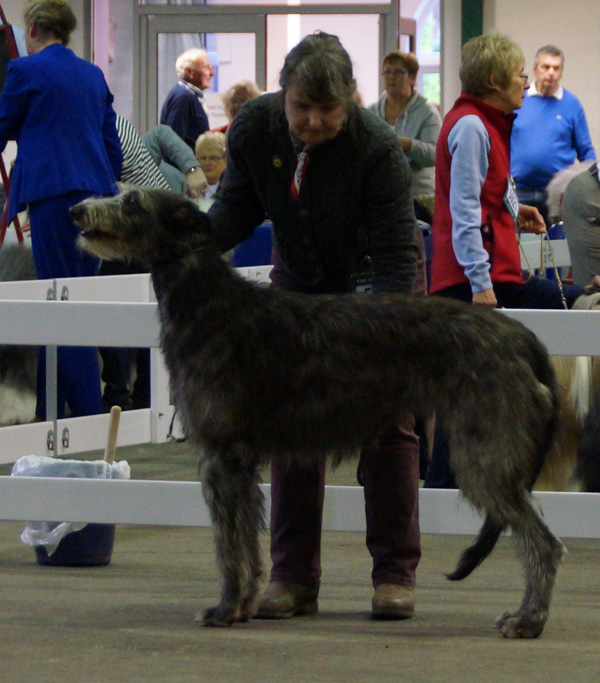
<box><xmin>510</xmin><ymin>45</ymin><xmax>596</xmax><ymax>225</ymax></box>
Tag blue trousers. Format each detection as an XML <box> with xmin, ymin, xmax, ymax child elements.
<box><xmin>29</xmin><ymin>191</ymin><xmax>103</xmax><ymax>419</ymax></box>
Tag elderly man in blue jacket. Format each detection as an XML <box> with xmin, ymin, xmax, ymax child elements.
<box><xmin>160</xmin><ymin>48</ymin><xmax>214</xmax><ymax>150</ymax></box>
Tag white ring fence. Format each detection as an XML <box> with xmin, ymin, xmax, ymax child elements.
<box><xmin>1</xmin><ymin>257</ymin><xmax>600</xmax><ymax>540</ymax></box>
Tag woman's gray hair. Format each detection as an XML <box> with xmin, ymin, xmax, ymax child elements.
<box><xmin>24</xmin><ymin>0</ymin><xmax>76</xmax><ymax>45</ymax></box>
<box><xmin>279</xmin><ymin>32</ymin><xmax>357</xmax><ymax>105</ymax></box>
<box><xmin>460</xmin><ymin>33</ymin><xmax>525</xmax><ymax>98</ymax></box>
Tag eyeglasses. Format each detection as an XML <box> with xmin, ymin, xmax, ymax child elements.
<box><xmin>198</xmin><ymin>154</ymin><xmax>224</xmax><ymax>163</ymax></box>
<box><xmin>518</xmin><ymin>73</ymin><xmax>529</xmax><ymax>84</ymax></box>
<box><xmin>193</xmin><ymin>64</ymin><xmax>215</xmax><ymax>74</ymax></box>
<box><xmin>382</xmin><ymin>68</ymin><xmax>409</xmax><ymax>78</ymax></box>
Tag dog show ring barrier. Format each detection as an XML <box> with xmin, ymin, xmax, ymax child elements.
<box><xmin>1</xmin><ymin>260</ymin><xmax>600</xmax><ymax>540</ymax></box>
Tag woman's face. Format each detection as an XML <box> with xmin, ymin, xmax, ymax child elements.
<box><xmin>197</xmin><ymin>148</ymin><xmax>227</xmax><ymax>185</ymax></box>
<box><xmin>227</xmin><ymin>88</ymin><xmax>252</xmax><ymax>121</ymax></box>
<box><xmin>493</xmin><ymin>64</ymin><xmax>529</xmax><ymax>114</ymax></box>
<box><xmin>284</xmin><ymin>84</ymin><xmax>346</xmax><ymax>148</ymax></box>
<box><xmin>382</xmin><ymin>61</ymin><xmax>415</xmax><ymax>98</ymax></box>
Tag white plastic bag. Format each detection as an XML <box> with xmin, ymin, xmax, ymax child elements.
<box><xmin>11</xmin><ymin>455</ymin><xmax>130</xmax><ymax>555</ymax></box>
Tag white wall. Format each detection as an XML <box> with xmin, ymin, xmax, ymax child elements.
<box><xmin>1</xmin><ymin>0</ymin><xmax>89</xmax><ymax>58</ymax></box>
<box><xmin>483</xmin><ymin>0</ymin><xmax>600</xmax><ymax>156</ymax></box>
<box><xmin>440</xmin><ymin>0</ymin><xmax>462</xmax><ymax>115</ymax></box>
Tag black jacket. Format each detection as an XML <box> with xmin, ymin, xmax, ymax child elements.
<box><xmin>208</xmin><ymin>92</ymin><xmax>417</xmax><ymax>293</ymax></box>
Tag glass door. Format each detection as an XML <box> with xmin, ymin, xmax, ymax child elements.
<box><xmin>137</xmin><ymin>14</ymin><xmax>266</xmax><ymax>132</ymax></box>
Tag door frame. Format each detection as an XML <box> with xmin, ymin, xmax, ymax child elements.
<box><xmin>133</xmin><ymin>2</ymin><xmax>400</xmax><ymax>133</ymax></box>
<box><xmin>135</xmin><ymin>13</ymin><xmax>266</xmax><ymax>133</ymax></box>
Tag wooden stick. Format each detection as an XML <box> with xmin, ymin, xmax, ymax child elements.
<box><xmin>103</xmin><ymin>406</ymin><xmax>121</xmax><ymax>465</ymax></box>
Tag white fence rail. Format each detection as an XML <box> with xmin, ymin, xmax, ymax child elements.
<box><xmin>520</xmin><ymin>237</ymin><xmax>572</xmax><ymax>272</ymax></box>
<box><xmin>1</xmin><ymin>266</ymin><xmax>600</xmax><ymax>538</ymax></box>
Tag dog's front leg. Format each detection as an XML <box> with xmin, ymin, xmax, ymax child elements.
<box><xmin>196</xmin><ymin>449</ymin><xmax>265</xmax><ymax>627</ymax></box>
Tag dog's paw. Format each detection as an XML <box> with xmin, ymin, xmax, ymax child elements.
<box><xmin>238</xmin><ymin>595</ymin><xmax>258</xmax><ymax>623</ymax></box>
<box><xmin>495</xmin><ymin>611</ymin><xmax>546</xmax><ymax>639</ymax></box>
<box><xmin>196</xmin><ymin>604</ymin><xmax>240</xmax><ymax>627</ymax></box>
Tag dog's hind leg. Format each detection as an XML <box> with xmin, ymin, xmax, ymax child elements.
<box><xmin>495</xmin><ymin>500</ymin><xmax>564</xmax><ymax>639</ymax></box>
<box><xmin>196</xmin><ymin>445</ymin><xmax>265</xmax><ymax>627</ymax></box>
<box><xmin>448</xmin><ymin>414</ymin><xmax>563</xmax><ymax>637</ymax></box>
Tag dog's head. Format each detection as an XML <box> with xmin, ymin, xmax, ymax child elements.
<box><xmin>72</xmin><ymin>185</ymin><xmax>214</xmax><ymax>266</ymax></box>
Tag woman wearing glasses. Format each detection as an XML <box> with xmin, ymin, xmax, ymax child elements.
<box><xmin>368</xmin><ymin>51</ymin><xmax>441</xmax><ymax>198</ymax></box>
<box><xmin>424</xmin><ymin>33</ymin><xmax>598</xmax><ymax>489</ymax></box>
<box><xmin>194</xmin><ymin>131</ymin><xmax>227</xmax><ymax>211</ymax></box>
<box><xmin>429</xmin><ymin>33</ymin><xmax>552</xmax><ymax>308</ymax></box>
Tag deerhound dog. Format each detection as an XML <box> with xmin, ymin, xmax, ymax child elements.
<box><xmin>72</xmin><ymin>187</ymin><xmax>565</xmax><ymax>639</ymax></box>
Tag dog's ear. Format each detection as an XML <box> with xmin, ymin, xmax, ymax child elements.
<box><xmin>173</xmin><ymin>201</ymin><xmax>212</xmax><ymax>234</ymax></box>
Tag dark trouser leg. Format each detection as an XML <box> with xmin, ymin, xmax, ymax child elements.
<box><xmin>362</xmin><ymin>415</ymin><xmax>421</xmax><ymax>588</ymax></box>
<box><xmin>131</xmin><ymin>348</ymin><xmax>151</xmax><ymax>409</ymax></box>
<box><xmin>100</xmin><ymin>347</ymin><xmax>133</xmax><ymax>408</ymax></box>
<box><xmin>29</xmin><ymin>192</ymin><xmax>103</xmax><ymax>420</ymax></box>
<box><xmin>423</xmin><ymin>423</ymin><xmax>457</xmax><ymax>488</ymax></box>
<box><xmin>495</xmin><ymin>278</ymin><xmax>586</xmax><ymax>309</ymax></box>
<box><xmin>268</xmin><ymin>458</ymin><xmax>325</xmax><ymax>588</ymax></box>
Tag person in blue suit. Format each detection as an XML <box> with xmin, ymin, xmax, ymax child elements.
<box><xmin>0</xmin><ymin>0</ymin><xmax>122</xmax><ymax>419</ymax></box>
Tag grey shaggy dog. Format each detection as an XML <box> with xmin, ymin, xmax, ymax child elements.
<box><xmin>72</xmin><ymin>187</ymin><xmax>565</xmax><ymax>639</ymax></box>
<box><xmin>0</xmin><ymin>244</ymin><xmax>37</xmax><ymax>425</ymax></box>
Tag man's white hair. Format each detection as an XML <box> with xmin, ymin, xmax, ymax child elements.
<box><xmin>176</xmin><ymin>48</ymin><xmax>209</xmax><ymax>79</ymax></box>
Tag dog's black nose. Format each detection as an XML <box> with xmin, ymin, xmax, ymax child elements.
<box><xmin>69</xmin><ymin>204</ymin><xmax>85</xmax><ymax>221</ymax></box>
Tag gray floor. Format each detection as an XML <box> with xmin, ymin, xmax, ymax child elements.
<box><xmin>2</xmin><ymin>441</ymin><xmax>600</xmax><ymax>682</ymax></box>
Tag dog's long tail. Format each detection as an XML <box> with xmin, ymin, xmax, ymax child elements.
<box><xmin>445</xmin><ymin>515</ymin><xmax>504</xmax><ymax>581</ymax></box>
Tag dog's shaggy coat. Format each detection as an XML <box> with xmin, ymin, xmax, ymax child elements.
<box><xmin>0</xmin><ymin>244</ymin><xmax>37</xmax><ymax>425</ymax></box>
<box><xmin>72</xmin><ymin>187</ymin><xmax>565</xmax><ymax>638</ymax></box>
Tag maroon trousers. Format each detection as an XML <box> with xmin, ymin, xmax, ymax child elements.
<box><xmin>268</xmin><ymin>414</ymin><xmax>421</xmax><ymax>589</ymax></box>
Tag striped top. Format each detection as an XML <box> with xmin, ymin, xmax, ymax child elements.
<box><xmin>116</xmin><ymin>115</ymin><xmax>170</xmax><ymax>190</ymax></box>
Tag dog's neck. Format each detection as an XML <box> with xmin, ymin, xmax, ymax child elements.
<box><xmin>149</xmin><ymin>243</ymin><xmax>211</xmax><ymax>267</ymax></box>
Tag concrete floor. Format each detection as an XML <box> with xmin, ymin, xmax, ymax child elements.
<box><xmin>2</xmin><ymin>441</ymin><xmax>600</xmax><ymax>682</ymax></box>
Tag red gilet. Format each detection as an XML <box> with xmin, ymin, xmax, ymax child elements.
<box><xmin>430</xmin><ymin>93</ymin><xmax>523</xmax><ymax>294</ymax></box>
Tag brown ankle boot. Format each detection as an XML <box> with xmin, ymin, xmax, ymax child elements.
<box><xmin>254</xmin><ymin>581</ymin><xmax>319</xmax><ymax>619</ymax></box>
<box><xmin>372</xmin><ymin>584</ymin><xmax>414</xmax><ymax>620</ymax></box>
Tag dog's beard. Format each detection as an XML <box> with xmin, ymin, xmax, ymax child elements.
<box><xmin>77</xmin><ymin>233</ymin><xmax>129</xmax><ymax>262</ymax></box>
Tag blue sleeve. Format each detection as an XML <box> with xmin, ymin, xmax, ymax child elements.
<box><xmin>572</xmin><ymin>101</ymin><xmax>596</xmax><ymax>162</ymax></box>
<box><xmin>0</xmin><ymin>60</ymin><xmax>30</xmax><ymax>152</ymax></box>
<box><xmin>102</xmin><ymin>86</ymin><xmax>123</xmax><ymax>181</ymax></box>
<box><xmin>448</xmin><ymin>115</ymin><xmax>493</xmax><ymax>293</ymax></box>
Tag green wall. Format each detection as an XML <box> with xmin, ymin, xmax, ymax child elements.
<box><xmin>461</xmin><ymin>0</ymin><xmax>484</xmax><ymax>45</ymax></box>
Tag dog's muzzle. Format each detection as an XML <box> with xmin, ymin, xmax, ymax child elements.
<box><xmin>69</xmin><ymin>204</ymin><xmax>86</xmax><ymax>223</ymax></box>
